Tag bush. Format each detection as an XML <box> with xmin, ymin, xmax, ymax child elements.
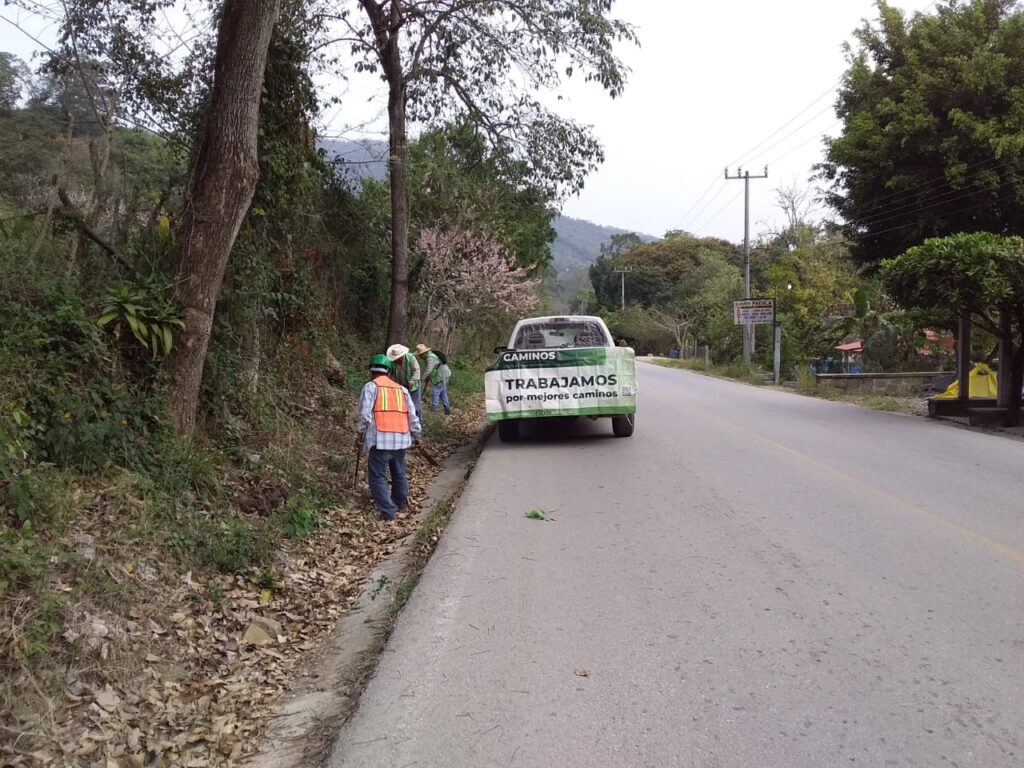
<box><xmin>193</xmin><ymin>517</ymin><xmax>276</xmax><ymax>574</ymax></box>
<box><xmin>795</xmin><ymin>366</ymin><xmax>819</xmax><ymax>395</ymax></box>
<box><xmin>0</xmin><ymin>239</ymin><xmax>173</xmax><ymax>478</ymax></box>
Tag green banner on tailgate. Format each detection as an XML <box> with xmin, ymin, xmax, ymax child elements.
<box><xmin>484</xmin><ymin>347</ymin><xmax>637</xmax><ymax>421</ymax></box>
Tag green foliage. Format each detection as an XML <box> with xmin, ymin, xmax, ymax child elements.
<box><xmin>0</xmin><ymin>522</ymin><xmax>51</xmax><ymax>600</ymax></box>
<box><xmin>761</xmin><ymin>232</ymin><xmax>860</xmax><ymax>367</ymax></box>
<box><xmin>408</xmin><ymin>123</ymin><xmax>557</xmax><ymax>274</ymax></box>
<box><xmin>599</xmin><ymin>245</ymin><xmax>744</xmax><ymax>361</ymax></box>
<box><xmin>794</xmin><ymin>365</ymin><xmax>820</xmax><ymax>395</ymax></box>
<box><xmin>282</xmin><ymin>497</ymin><xmax>328</xmax><ymax>538</ymax></box>
<box><xmin>193</xmin><ymin>517</ymin><xmax>275</xmax><ymax>574</ymax></box>
<box><xmin>819</xmin><ymin>0</ymin><xmax>1024</xmax><ymax>265</ymax></box>
<box><xmin>347</xmin><ymin>0</ymin><xmax>636</xmax><ymax>200</ymax></box>
<box><xmin>16</xmin><ymin>593</ymin><xmax>65</xmax><ymax>662</ymax></box>
<box><xmin>99</xmin><ymin>277</ymin><xmax>184</xmax><ymax>359</ymax></box>
<box><xmin>387</xmin><ymin>573</ymin><xmax>419</xmax><ymax>618</ymax></box>
<box><xmin>590</xmin><ymin>234</ymin><xmax>741</xmax><ymax>310</ymax></box>
<box><xmin>0</xmin><ymin>241</ymin><xmax>172</xmax><ymax>477</ymax></box>
<box><xmin>883</xmin><ymin>232</ymin><xmax>1024</xmax><ymax>419</ymax></box>
<box><xmin>883</xmin><ymin>232</ymin><xmax>1024</xmax><ymax>323</ymax></box>
<box><xmin>0</xmin><ymin>52</ymin><xmax>28</xmax><ymax>112</ymax></box>
<box><xmin>0</xmin><ymin>103</ymin><xmax>181</xmax><ymax>202</ymax></box>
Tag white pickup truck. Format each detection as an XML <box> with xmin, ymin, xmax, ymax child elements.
<box><xmin>484</xmin><ymin>315</ymin><xmax>638</xmax><ymax>442</ymax></box>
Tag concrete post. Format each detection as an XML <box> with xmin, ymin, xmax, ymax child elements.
<box><xmin>773</xmin><ymin>322</ymin><xmax>782</xmax><ymax>385</ymax></box>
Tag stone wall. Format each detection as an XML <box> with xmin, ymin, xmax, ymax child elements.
<box><xmin>815</xmin><ymin>372</ymin><xmax>941</xmax><ymax>396</ymax></box>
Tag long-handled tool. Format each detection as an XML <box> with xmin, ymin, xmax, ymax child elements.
<box><xmin>351</xmin><ymin>438</ymin><xmax>362</xmax><ymax>487</ymax></box>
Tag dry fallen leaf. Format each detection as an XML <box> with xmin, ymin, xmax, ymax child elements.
<box><xmin>574</xmin><ymin>668</ymin><xmax>589</xmax><ymax>677</ymax></box>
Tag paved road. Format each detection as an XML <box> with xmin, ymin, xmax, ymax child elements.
<box><xmin>328</xmin><ymin>364</ymin><xmax>1024</xmax><ymax>768</ymax></box>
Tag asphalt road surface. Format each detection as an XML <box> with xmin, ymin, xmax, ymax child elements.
<box><xmin>328</xmin><ymin>363</ymin><xmax>1024</xmax><ymax>768</ymax></box>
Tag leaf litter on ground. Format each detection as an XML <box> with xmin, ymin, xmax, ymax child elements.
<box><xmin>0</xmin><ymin>385</ymin><xmax>486</xmax><ymax>767</ymax></box>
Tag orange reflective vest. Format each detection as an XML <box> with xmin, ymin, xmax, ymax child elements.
<box><xmin>373</xmin><ymin>376</ymin><xmax>410</xmax><ymax>434</ymax></box>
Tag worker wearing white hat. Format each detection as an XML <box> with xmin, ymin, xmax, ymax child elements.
<box><xmin>386</xmin><ymin>343</ymin><xmax>423</xmax><ymax>421</ymax></box>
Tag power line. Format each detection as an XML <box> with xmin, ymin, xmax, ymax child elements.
<box><xmin>846</xmin><ymin>156</ymin><xmax>1003</xmax><ymax>215</ymax></box>
<box><xmin>729</xmin><ymin>79</ymin><xmax>844</xmax><ymax>170</ymax></box>
<box><xmin>680</xmin><ymin>181</ymin><xmax>729</xmax><ymax>232</ymax></box>
<box><xmin>765</xmin><ymin>119</ymin><xmax>841</xmax><ymax>167</ymax></box>
<box><xmin>669</xmin><ymin>173</ymin><xmax>727</xmax><ymax>232</ymax></box>
<box><xmin>693</xmin><ymin>187</ymin><xmax>743</xmax><ymax>232</ymax></box>
<box><xmin>740</xmin><ymin>102</ymin><xmax>837</xmax><ymax>168</ymax></box>
<box><xmin>852</xmin><ymin>175</ymin><xmax>1012</xmax><ymax>232</ymax></box>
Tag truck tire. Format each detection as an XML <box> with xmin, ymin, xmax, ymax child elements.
<box><xmin>498</xmin><ymin>420</ymin><xmax>519</xmax><ymax>442</ymax></box>
<box><xmin>611</xmin><ymin>413</ymin><xmax>635</xmax><ymax>437</ymax></box>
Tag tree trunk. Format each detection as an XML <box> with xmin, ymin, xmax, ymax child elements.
<box><xmin>73</xmin><ymin>118</ymin><xmax>114</xmax><ymax>264</ymax></box>
<box><xmin>385</xmin><ymin>81</ymin><xmax>407</xmax><ymax>342</ymax></box>
<box><xmin>166</xmin><ymin>0</ymin><xmax>281</xmax><ymax>437</ymax></box>
<box><xmin>381</xmin><ymin>10</ymin><xmax>409</xmax><ymax>345</ymax></box>
<box><xmin>1005</xmin><ymin>343</ymin><xmax>1023</xmax><ymax>427</ymax></box>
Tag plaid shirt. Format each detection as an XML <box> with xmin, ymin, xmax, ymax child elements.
<box><xmin>356</xmin><ymin>378</ymin><xmax>422</xmax><ymax>453</ymax></box>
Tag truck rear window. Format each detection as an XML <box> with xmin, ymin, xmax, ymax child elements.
<box><xmin>513</xmin><ymin>321</ymin><xmax>608</xmax><ymax>349</ymax></box>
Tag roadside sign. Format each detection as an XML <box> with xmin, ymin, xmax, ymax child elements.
<box><xmin>733</xmin><ymin>298</ymin><xmax>774</xmax><ymax>325</ymax></box>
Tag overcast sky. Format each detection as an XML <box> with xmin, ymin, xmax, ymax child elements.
<box><xmin>1</xmin><ymin>0</ymin><xmax>938</xmax><ymax>245</ymax></box>
<box><xmin>549</xmin><ymin>0</ymin><xmax>938</xmax><ymax>243</ymax></box>
<box><xmin>315</xmin><ymin>0</ymin><xmax>938</xmax><ymax>244</ymax></box>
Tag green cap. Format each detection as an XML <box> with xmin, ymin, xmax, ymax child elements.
<box><xmin>369</xmin><ymin>354</ymin><xmax>391</xmax><ymax>373</ymax></box>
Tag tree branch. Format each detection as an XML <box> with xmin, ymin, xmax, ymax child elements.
<box><xmin>56</xmin><ymin>187</ymin><xmax>128</xmax><ymax>269</ymax></box>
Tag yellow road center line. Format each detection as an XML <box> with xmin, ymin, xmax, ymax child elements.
<box><xmin>696</xmin><ymin>405</ymin><xmax>1024</xmax><ymax>564</ymax></box>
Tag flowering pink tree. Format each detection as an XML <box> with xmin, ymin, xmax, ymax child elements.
<box><xmin>415</xmin><ymin>228</ymin><xmax>540</xmax><ymax>351</ymax></box>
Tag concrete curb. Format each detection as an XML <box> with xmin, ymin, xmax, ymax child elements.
<box><xmin>244</xmin><ymin>424</ymin><xmax>494</xmax><ymax>768</ymax></box>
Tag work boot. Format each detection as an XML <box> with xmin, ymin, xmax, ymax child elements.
<box><xmin>444</xmin><ymin>407</ymin><xmax>451</xmax><ymax>415</ymax></box>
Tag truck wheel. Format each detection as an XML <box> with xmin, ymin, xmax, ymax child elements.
<box><xmin>498</xmin><ymin>420</ymin><xmax>519</xmax><ymax>442</ymax></box>
<box><xmin>612</xmin><ymin>413</ymin><xmax>635</xmax><ymax>437</ymax></box>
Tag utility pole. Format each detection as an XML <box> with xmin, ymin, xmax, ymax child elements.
<box><xmin>613</xmin><ymin>267</ymin><xmax>632</xmax><ymax>312</ymax></box>
<box><xmin>725</xmin><ymin>166</ymin><xmax>768</xmax><ymax>363</ymax></box>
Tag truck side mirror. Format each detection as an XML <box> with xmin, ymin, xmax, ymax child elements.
<box><xmin>494</xmin><ymin>346</ymin><xmax>509</xmax><ymax>354</ymax></box>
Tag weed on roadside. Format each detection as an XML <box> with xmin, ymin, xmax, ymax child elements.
<box><xmin>388</xmin><ymin>574</ymin><xmax>419</xmax><ymax>618</ymax></box>
<box><xmin>795</xmin><ymin>366</ymin><xmax>819</xmax><ymax>395</ymax></box>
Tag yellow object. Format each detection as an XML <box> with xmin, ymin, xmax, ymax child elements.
<box><xmin>935</xmin><ymin>363</ymin><xmax>998</xmax><ymax>398</ymax></box>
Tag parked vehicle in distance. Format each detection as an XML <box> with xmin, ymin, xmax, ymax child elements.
<box><xmin>484</xmin><ymin>315</ymin><xmax>638</xmax><ymax>441</ymax></box>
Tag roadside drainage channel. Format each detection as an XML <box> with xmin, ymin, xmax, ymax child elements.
<box><xmin>244</xmin><ymin>424</ymin><xmax>494</xmax><ymax>768</ymax></box>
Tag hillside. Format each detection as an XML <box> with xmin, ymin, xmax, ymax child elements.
<box><xmin>546</xmin><ymin>216</ymin><xmax>657</xmax><ymax>309</ymax></box>
<box><xmin>551</xmin><ymin>216</ymin><xmax>656</xmax><ymax>272</ymax></box>
<box><xmin>319</xmin><ymin>138</ymin><xmax>388</xmax><ymax>181</ymax></box>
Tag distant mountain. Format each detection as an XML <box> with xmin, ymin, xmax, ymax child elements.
<box><xmin>319</xmin><ymin>138</ymin><xmax>387</xmax><ymax>181</ymax></box>
<box><xmin>547</xmin><ymin>216</ymin><xmax>657</xmax><ymax>309</ymax></box>
<box><xmin>551</xmin><ymin>216</ymin><xmax>656</xmax><ymax>273</ymax></box>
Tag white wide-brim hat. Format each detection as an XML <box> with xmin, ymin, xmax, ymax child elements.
<box><xmin>386</xmin><ymin>343</ymin><xmax>410</xmax><ymax>361</ymax></box>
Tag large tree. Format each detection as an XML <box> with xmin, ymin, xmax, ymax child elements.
<box><xmin>406</xmin><ymin>122</ymin><xmax>557</xmax><ymax>274</ymax></box>
<box><xmin>0</xmin><ymin>52</ymin><xmax>28</xmax><ymax>112</ymax></box>
<box><xmin>166</xmin><ymin>0</ymin><xmax>281</xmax><ymax>435</ymax></box>
<box><xmin>883</xmin><ymin>232</ymin><xmax>1024</xmax><ymax>424</ymax></box>
<box><xmin>818</xmin><ymin>0</ymin><xmax>1024</xmax><ymax>266</ymax></box>
<box><xmin>335</xmin><ymin>0</ymin><xmax>637</xmax><ymax>343</ymax></box>
<box><xmin>589</xmin><ymin>234</ymin><xmax>740</xmax><ymax>310</ymax></box>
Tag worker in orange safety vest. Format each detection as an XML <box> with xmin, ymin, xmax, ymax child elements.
<box><xmin>356</xmin><ymin>354</ymin><xmax>423</xmax><ymax>520</ymax></box>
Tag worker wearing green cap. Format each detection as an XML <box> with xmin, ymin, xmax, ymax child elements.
<box><xmin>356</xmin><ymin>354</ymin><xmax>422</xmax><ymax>520</ymax></box>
